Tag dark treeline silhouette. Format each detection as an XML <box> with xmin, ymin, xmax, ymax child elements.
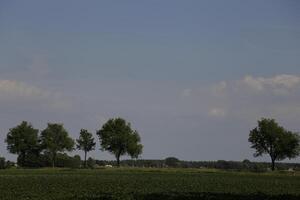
<box><xmin>1</xmin><ymin>154</ymin><xmax>300</xmax><ymax>172</ymax></box>
<box><xmin>0</xmin><ymin>153</ymin><xmax>82</xmax><ymax>169</ymax></box>
<box><xmin>1</xmin><ymin>118</ymin><xmax>143</xmax><ymax>168</ymax></box>
<box><xmin>1</xmin><ymin>118</ymin><xmax>299</xmax><ymax>170</ymax></box>
<box><xmin>91</xmin><ymin>158</ymin><xmax>300</xmax><ymax>172</ymax></box>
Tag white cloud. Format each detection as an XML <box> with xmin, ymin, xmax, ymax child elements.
<box><xmin>208</xmin><ymin>108</ymin><xmax>226</xmax><ymax>117</ymax></box>
<box><xmin>240</xmin><ymin>74</ymin><xmax>300</xmax><ymax>93</ymax></box>
<box><xmin>0</xmin><ymin>80</ymin><xmax>50</xmax><ymax>99</ymax></box>
<box><xmin>0</xmin><ymin>79</ymin><xmax>70</xmax><ymax>110</ymax></box>
<box><xmin>242</xmin><ymin>76</ymin><xmax>264</xmax><ymax>91</ymax></box>
<box><xmin>206</xmin><ymin>74</ymin><xmax>300</xmax><ymax>120</ymax></box>
<box><xmin>266</xmin><ymin>74</ymin><xmax>300</xmax><ymax>88</ymax></box>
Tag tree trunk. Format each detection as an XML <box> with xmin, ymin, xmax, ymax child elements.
<box><xmin>18</xmin><ymin>151</ymin><xmax>26</xmax><ymax>167</ymax></box>
<box><xmin>84</xmin><ymin>151</ymin><xmax>87</xmax><ymax>168</ymax></box>
<box><xmin>271</xmin><ymin>158</ymin><xmax>275</xmax><ymax>171</ymax></box>
<box><xmin>52</xmin><ymin>152</ymin><xmax>56</xmax><ymax>168</ymax></box>
<box><xmin>116</xmin><ymin>154</ymin><xmax>120</xmax><ymax>167</ymax></box>
<box><xmin>116</xmin><ymin>156</ymin><xmax>120</xmax><ymax>167</ymax></box>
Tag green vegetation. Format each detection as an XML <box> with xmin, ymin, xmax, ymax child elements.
<box><xmin>1</xmin><ymin>118</ymin><xmax>300</xmax><ymax>199</ymax></box>
<box><xmin>41</xmin><ymin>123</ymin><xmax>75</xmax><ymax>167</ymax></box>
<box><xmin>77</xmin><ymin>129</ymin><xmax>96</xmax><ymax>168</ymax></box>
<box><xmin>249</xmin><ymin>118</ymin><xmax>300</xmax><ymax>171</ymax></box>
<box><xmin>3</xmin><ymin>118</ymin><xmax>144</xmax><ymax>168</ymax></box>
<box><xmin>0</xmin><ymin>157</ymin><xmax>6</xmax><ymax>169</ymax></box>
<box><xmin>0</xmin><ymin>168</ymin><xmax>299</xmax><ymax>200</ymax></box>
<box><xmin>5</xmin><ymin>121</ymin><xmax>40</xmax><ymax>167</ymax></box>
<box><xmin>3</xmin><ymin>118</ymin><xmax>299</xmax><ymax>170</ymax></box>
<box><xmin>97</xmin><ymin>118</ymin><xmax>143</xmax><ymax>167</ymax></box>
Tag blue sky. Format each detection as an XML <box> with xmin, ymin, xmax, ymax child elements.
<box><xmin>0</xmin><ymin>0</ymin><xmax>300</xmax><ymax>162</ymax></box>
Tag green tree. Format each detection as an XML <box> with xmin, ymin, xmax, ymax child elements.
<box><xmin>76</xmin><ymin>129</ymin><xmax>96</xmax><ymax>168</ymax></box>
<box><xmin>55</xmin><ymin>153</ymin><xmax>81</xmax><ymax>168</ymax></box>
<box><xmin>97</xmin><ymin>118</ymin><xmax>143</xmax><ymax>167</ymax></box>
<box><xmin>40</xmin><ymin>123</ymin><xmax>74</xmax><ymax>167</ymax></box>
<box><xmin>5</xmin><ymin>121</ymin><xmax>40</xmax><ymax>167</ymax></box>
<box><xmin>87</xmin><ymin>157</ymin><xmax>96</xmax><ymax>169</ymax></box>
<box><xmin>165</xmin><ymin>157</ymin><xmax>180</xmax><ymax>168</ymax></box>
<box><xmin>0</xmin><ymin>157</ymin><xmax>6</xmax><ymax>169</ymax></box>
<box><xmin>249</xmin><ymin>118</ymin><xmax>300</xmax><ymax>171</ymax></box>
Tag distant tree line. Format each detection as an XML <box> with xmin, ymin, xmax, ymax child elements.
<box><xmin>88</xmin><ymin>158</ymin><xmax>300</xmax><ymax>172</ymax></box>
<box><xmin>1</xmin><ymin>154</ymin><xmax>300</xmax><ymax>172</ymax></box>
<box><xmin>0</xmin><ymin>153</ymin><xmax>82</xmax><ymax>169</ymax></box>
<box><xmin>0</xmin><ymin>117</ymin><xmax>299</xmax><ymax>171</ymax></box>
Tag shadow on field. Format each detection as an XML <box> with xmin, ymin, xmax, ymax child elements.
<box><xmin>75</xmin><ymin>192</ymin><xmax>300</xmax><ymax>200</ymax></box>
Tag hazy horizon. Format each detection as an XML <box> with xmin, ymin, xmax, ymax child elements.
<box><xmin>1</xmin><ymin>0</ymin><xmax>300</xmax><ymax>163</ymax></box>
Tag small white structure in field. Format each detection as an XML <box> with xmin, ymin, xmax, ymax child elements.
<box><xmin>288</xmin><ymin>168</ymin><xmax>294</xmax><ymax>172</ymax></box>
<box><xmin>105</xmin><ymin>164</ymin><xmax>113</xmax><ymax>168</ymax></box>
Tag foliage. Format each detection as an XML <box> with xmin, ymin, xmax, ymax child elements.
<box><xmin>17</xmin><ymin>150</ymin><xmax>42</xmax><ymax>168</ymax></box>
<box><xmin>76</xmin><ymin>129</ymin><xmax>96</xmax><ymax>168</ymax></box>
<box><xmin>0</xmin><ymin>169</ymin><xmax>299</xmax><ymax>200</ymax></box>
<box><xmin>92</xmin><ymin>159</ymin><xmax>300</xmax><ymax>172</ymax></box>
<box><xmin>165</xmin><ymin>157</ymin><xmax>180</xmax><ymax>167</ymax></box>
<box><xmin>55</xmin><ymin>154</ymin><xmax>82</xmax><ymax>168</ymax></box>
<box><xmin>5</xmin><ymin>121</ymin><xmax>40</xmax><ymax>167</ymax></box>
<box><xmin>29</xmin><ymin>153</ymin><xmax>82</xmax><ymax>168</ymax></box>
<box><xmin>40</xmin><ymin>123</ymin><xmax>74</xmax><ymax>167</ymax></box>
<box><xmin>0</xmin><ymin>158</ymin><xmax>16</xmax><ymax>170</ymax></box>
<box><xmin>0</xmin><ymin>157</ymin><xmax>5</xmax><ymax>169</ymax></box>
<box><xmin>249</xmin><ymin>118</ymin><xmax>300</xmax><ymax>170</ymax></box>
<box><xmin>87</xmin><ymin>157</ymin><xmax>96</xmax><ymax>169</ymax></box>
<box><xmin>97</xmin><ymin>118</ymin><xmax>143</xmax><ymax>166</ymax></box>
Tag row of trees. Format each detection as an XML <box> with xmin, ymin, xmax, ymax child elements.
<box><xmin>2</xmin><ymin>154</ymin><xmax>300</xmax><ymax>171</ymax></box>
<box><xmin>93</xmin><ymin>158</ymin><xmax>300</xmax><ymax>171</ymax></box>
<box><xmin>4</xmin><ymin>118</ymin><xmax>143</xmax><ymax>168</ymax></box>
<box><xmin>1</xmin><ymin>117</ymin><xmax>300</xmax><ymax>171</ymax></box>
<box><xmin>0</xmin><ymin>153</ymin><xmax>83</xmax><ymax>169</ymax></box>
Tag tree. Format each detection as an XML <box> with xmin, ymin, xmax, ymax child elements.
<box><xmin>55</xmin><ymin>153</ymin><xmax>81</xmax><ymax>168</ymax></box>
<box><xmin>165</xmin><ymin>157</ymin><xmax>180</xmax><ymax>168</ymax></box>
<box><xmin>40</xmin><ymin>123</ymin><xmax>74</xmax><ymax>167</ymax></box>
<box><xmin>5</xmin><ymin>121</ymin><xmax>40</xmax><ymax>167</ymax></box>
<box><xmin>87</xmin><ymin>157</ymin><xmax>96</xmax><ymax>169</ymax></box>
<box><xmin>249</xmin><ymin>118</ymin><xmax>300</xmax><ymax>171</ymax></box>
<box><xmin>76</xmin><ymin>129</ymin><xmax>96</xmax><ymax>168</ymax></box>
<box><xmin>0</xmin><ymin>157</ymin><xmax>6</xmax><ymax>169</ymax></box>
<box><xmin>97</xmin><ymin>118</ymin><xmax>143</xmax><ymax>167</ymax></box>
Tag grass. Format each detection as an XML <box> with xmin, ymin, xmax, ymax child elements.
<box><xmin>0</xmin><ymin>168</ymin><xmax>299</xmax><ymax>200</ymax></box>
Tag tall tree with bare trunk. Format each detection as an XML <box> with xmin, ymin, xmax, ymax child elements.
<box><xmin>249</xmin><ymin>118</ymin><xmax>300</xmax><ymax>171</ymax></box>
<box><xmin>76</xmin><ymin>129</ymin><xmax>96</xmax><ymax>168</ymax></box>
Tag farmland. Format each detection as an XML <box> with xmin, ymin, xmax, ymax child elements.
<box><xmin>0</xmin><ymin>168</ymin><xmax>299</xmax><ymax>200</ymax></box>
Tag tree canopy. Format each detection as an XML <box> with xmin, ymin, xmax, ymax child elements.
<box><xmin>249</xmin><ymin>118</ymin><xmax>300</xmax><ymax>170</ymax></box>
<box><xmin>165</xmin><ymin>157</ymin><xmax>180</xmax><ymax>167</ymax></box>
<box><xmin>0</xmin><ymin>157</ymin><xmax>6</xmax><ymax>169</ymax></box>
<box><xmin>97</xmin><ymin>118</ymin><xmax>143</xmax><ymax>166</ymax></box>
<box><xmin>76</xmin><ymin>129</ymin><xmax>96</xmax><ymax>168</ymax></box>
<box><xmin>40</xmin><ymin>123</ymin><xmax>74</xmax><ymax>167</ymax></box>
<box><xmin>5</xmin><ymin>121</ymin><xmax>40</xmax><ymax>167</ymax></box>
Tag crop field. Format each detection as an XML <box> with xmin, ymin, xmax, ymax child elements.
<box><xmin>0</xmin><ymin>168</ymin><xmax>299</xmax><ymax>200</ymax></box>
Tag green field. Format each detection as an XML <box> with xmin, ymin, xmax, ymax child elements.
<box><xmin>0</xmin><ymin>168</ymin><xmax>299</xmax><ymax>200</ymax></box>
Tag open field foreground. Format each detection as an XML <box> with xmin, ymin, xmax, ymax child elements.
<box><xmin>0</xmin><ymin>168</ymin><xmax>299</xmax><ymax>200</ymax></box>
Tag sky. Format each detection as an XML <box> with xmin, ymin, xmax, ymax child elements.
<box><xmin>0</xmin><ymin>0</ymin><xmax>300</xmax><ymax>162</ymax></box>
